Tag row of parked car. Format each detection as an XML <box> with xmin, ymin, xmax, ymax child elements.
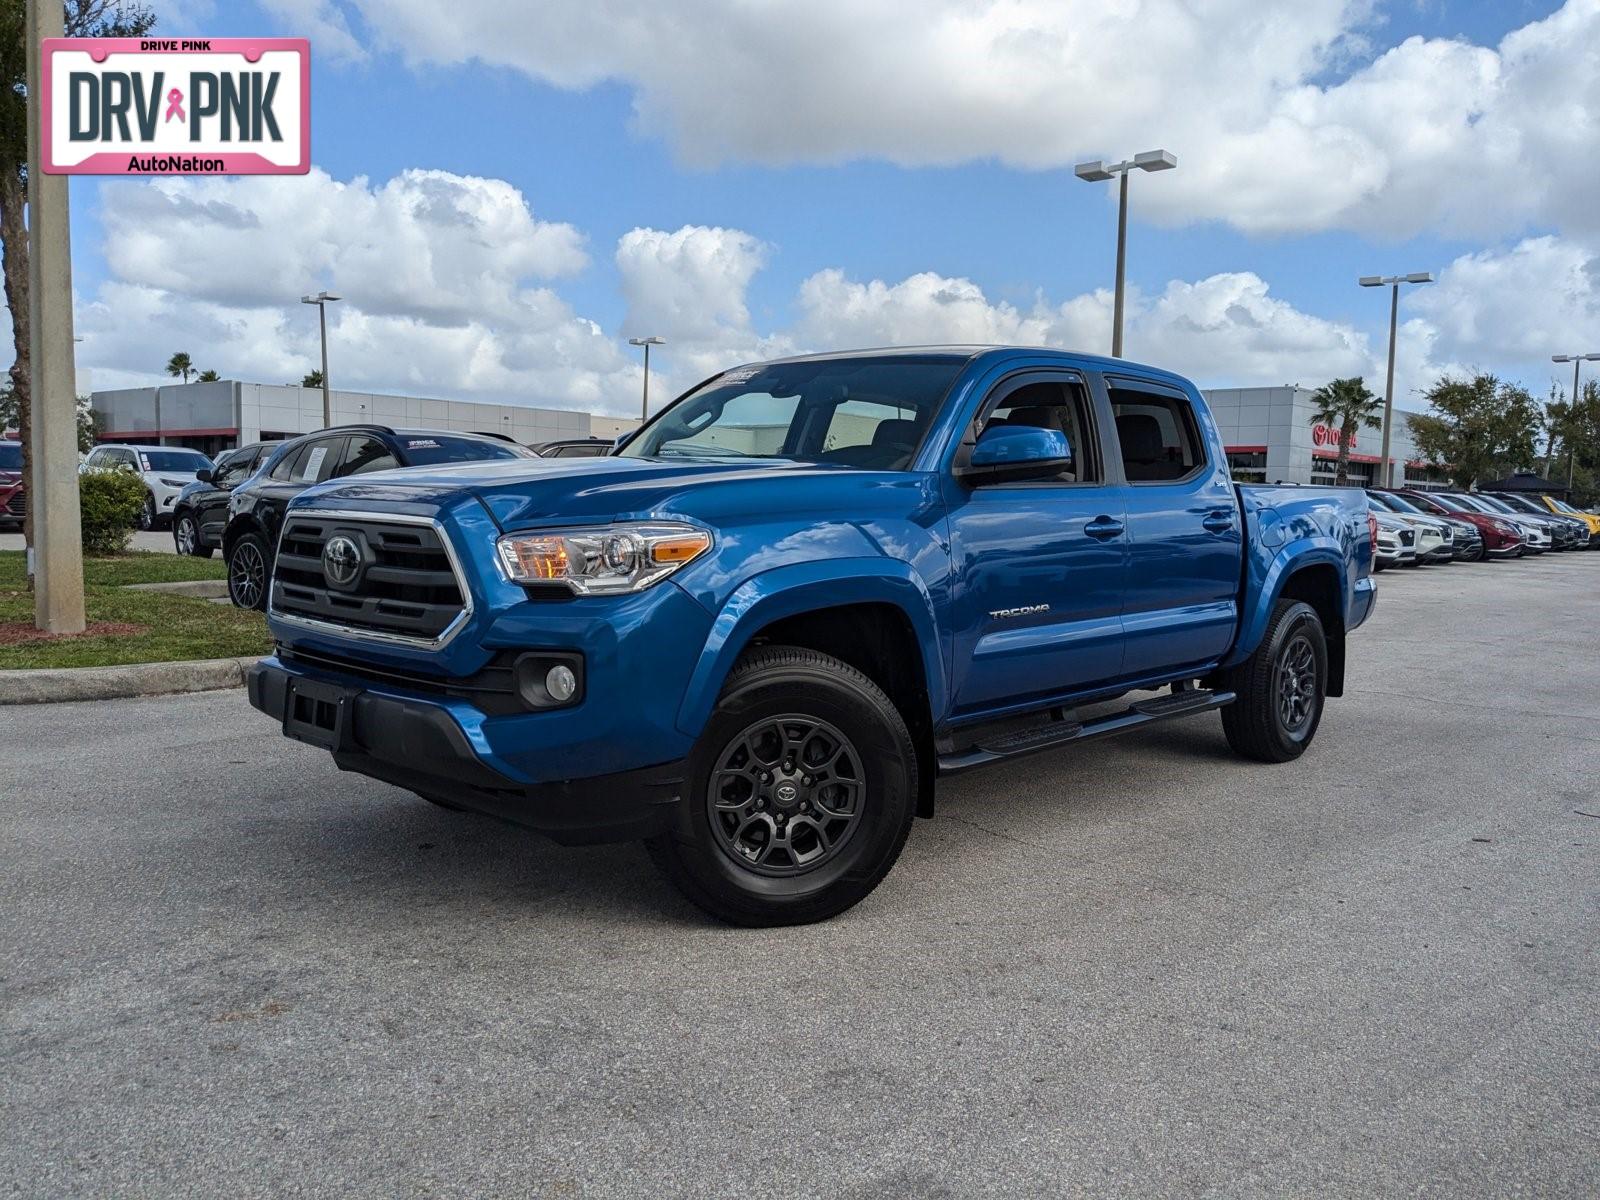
<box><xmin>1365</xmin><ymin>487</ymin><xmax>1600</xmax><ymax>569</ymax></box>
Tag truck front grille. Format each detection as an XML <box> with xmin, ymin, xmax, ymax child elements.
<box><xmin>4</xmin><ymin>489</ymin><xmax>25</xmax><ymax>517</ymax></box>
<box><xmin>270</xmin><ymin>513</ymin><xmax>468</xmax><ymax>645</ymax></box>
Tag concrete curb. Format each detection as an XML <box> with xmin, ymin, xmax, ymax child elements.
<box><xmin>123</xmin><ymin>579</ymin><xmax>229</xmax><ymax>598</ymax></box>
<box><xmin>0</xmin><ymin>656</ymin><xmax>263</xmax><ymax>705</ymax></box>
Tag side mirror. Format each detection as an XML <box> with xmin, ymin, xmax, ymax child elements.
<box><xmin>957</xmin><ymin>424</ymin><xmax>1073</xmax><ymax>485</ymax></box>
<box><xmin>195</xmin><ymin>468</ymin><xmax>213</xmax><ymax>484</ymax></box>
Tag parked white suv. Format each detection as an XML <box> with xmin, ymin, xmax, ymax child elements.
<box><xmin>81</xmin><ymin>444</ymin><xmax>214</xmax><ymax>530</ymax></box>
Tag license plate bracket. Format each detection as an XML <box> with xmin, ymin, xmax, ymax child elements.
<box><xmin>282</xmin><ymin>676</ymin><xmax>359</xmax><ymax>751</ymax></box>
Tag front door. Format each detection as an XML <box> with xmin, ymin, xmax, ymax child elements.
<box><xmin>945</xmin><ymin>371</ymin><xmax>1128</xmax><ymax>717</ymax></box>
<box><xmin>1104</xmin><ymin>376</ymin><xmax>1244</xmax><ymax>677</ymax></box>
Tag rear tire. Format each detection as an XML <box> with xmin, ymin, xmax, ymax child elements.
<box><xmin>646</xmin><ymin>645</ymin><xmax>917</xmax><ymax>927</ymax></box>
<box><xmin>1218</xmin><ymin>599</ymin><xmax>1327</xmax><ymax>764</ymax></box>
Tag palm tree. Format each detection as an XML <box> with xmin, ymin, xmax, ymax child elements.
<box><xmin>301</xmin><ymin>368</ymin><xmax>324</xmax><ymax>388</ymax></box>
<box><xmin>165</xmin><ymin>352</ymin><xmax>194</xmax><ymax>384</ymax></box>
<box><xmin>197</xmin><ymin>369</ymin><xmax>220</xmax><ymax>382</ymax></box>
<box><xmin>1310</xmin><ymin>376</ymin><xmax>1383</xmax><ymax>486</ymax></box>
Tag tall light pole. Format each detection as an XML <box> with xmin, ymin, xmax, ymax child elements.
<box><xmin>1074</xmin><ymin>150</ymin><xmax>1177</xmax><ymax>358</ymax></box>
<box><xmin>27</xmin><ymin>0</ymin><xmax>85</xmax><ymax>632</ymax></box>
<box><xmin>628</xmin><ymin>336</ymin><xmax>665</xmax><ymax>420</ymax></box>
<box><xmin>300</xmin><ymin>291</ymin><xmax>341</xmax><ymax>428</ymax></box>
<box><xmin>1552</xmin><ymin>352</ymin><xmax>1600</xmax><ymax>490</ymax></box>
<box><xmin>1359</xmin><ymin>272</ymin><xmax>1434</xmax><ymax>488</ymax></box>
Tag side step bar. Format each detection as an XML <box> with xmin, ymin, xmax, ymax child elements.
<box><xmin>936</xmin><ymin>688</ymin><xmax>1235</xmax><ymax>776</ymax></box>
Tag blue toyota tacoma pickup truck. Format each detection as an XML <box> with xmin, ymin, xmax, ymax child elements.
<box><xmin>247</xmin><ymin>347</ymin><xmax>1376</xmax><ymax>925</ymax></box>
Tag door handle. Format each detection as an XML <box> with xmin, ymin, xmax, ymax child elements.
<box><xmin>1084</xmin><ymin>516</ymin><xmax>1124</xmax><ymax>541</ymax></box>
<box><xmin>1202</xmin><ymin>511</ymin><xmax>1235</xmax><ymax>534</ymax></box>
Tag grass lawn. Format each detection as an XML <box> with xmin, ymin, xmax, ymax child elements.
<box><xmin>0</xmin><ymin>550</ymin><xmax>269</xmax><ymax>670</ymax></box>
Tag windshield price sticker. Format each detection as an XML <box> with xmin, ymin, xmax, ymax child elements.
<box><xmin>41</xmin><ymin>37</ymin><xmax>310</xmax><ymax>175</ymax></box>
<box><xmin>303</xmin><ymin>445</ymin><xmax>328</xmax><ymax>477</ymax></box>
<box><xmin>138</xmin><ymin>454</ymin><xmax>151</xmax><ymax>470</ymax></box>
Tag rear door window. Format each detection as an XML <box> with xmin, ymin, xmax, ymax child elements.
<box><xmin>1108</xmin><ymin>387</ymin><xmax>1206</xmax><ymax>482</ymax></box>
<box><xmin>338</xmin><ymin>436</ymin><xmax>401</xmax><ymax>477</ymax></box>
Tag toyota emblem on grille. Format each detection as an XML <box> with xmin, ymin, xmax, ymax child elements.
<box><xmin>322</xmin><ymin>535</ymin><xmax>362</xmax><ymax>587</ymax></box>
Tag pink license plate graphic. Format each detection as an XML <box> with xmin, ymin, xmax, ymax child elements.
<box><xmin>41</xmin><ymin>38</ymin><xmax>310</xmax><ymax>175</ymax></box>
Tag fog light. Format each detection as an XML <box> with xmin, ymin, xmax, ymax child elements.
<box><xmin>545</xmin><ymin>664</ymin><xmax>577</xmax><ymax>703</ymax></box>
<box><xmin>511</xmin><ymin>652</ymin><xmax>584</xmax><ymax>710</ymax></box>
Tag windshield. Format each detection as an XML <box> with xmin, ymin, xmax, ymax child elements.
<box><xmin>397</xmin><ymin>436</ymin><xmax>529</xmax><ymax>465</ymax></box>
<box><xmin>1492</xmin><ymin>494</ymin><xmax>1538</xmax><ymax>513</ymax></box>
<box><xmin>1551</xmin><ymin>498</ymin><xmax>1580</xmax><ymax>514</ymax></box>
<box><xmin>618</xmin><ymin>356</ymin><xmax>963</xmax><ymax>469</ymax></box>
<box><xmin>136</xmin><ymin>449</ymin><xmax>212</xmax><ymax>473</ymax></box>
<box><xmin>1448</xmin><ymin>494</ymin><xmax>1493</xmax><ymax>513</ymax></box>
<box><xmin>1377</xmin><ymin>492</ymin><xmax>1423</xmax><ymax>513</ymax></box>
<box><xmin>1471</xmin><ymin>495</ymin><xmax>1516</xmax><ymax>514</ymax></box>
<box><xmin>0</xmin><ymin>442</ymin><xmax>20</xmax><ymax>471</ymax></box>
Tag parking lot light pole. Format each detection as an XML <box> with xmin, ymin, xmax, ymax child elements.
<box><xmin>300</xmin><ymin>291</ymin><xmax>341</xmax><ymax>428</ymax></box>
<box><xmin>1551</xmin><ymin>353</ymin><xmax>1600</xmax><ymax>489</ymax></box>
<box><xmin>1074</xmin><ymin>150</ymin><xmax>1177</xmax><ymax>358</ymax></box>
<box><xmin>1359</xmin><ymin>272</ymin><xmax>1434</xmax><ymax>489</ymax></box>
<box><xmin>628</xmin><ymin>336</ymin><xmax>665</xmax><ymax>420</ymax></box>
<box><xmin>26</xmin><ymin>0</ymin><xmax>86</xmax><ymax>633</ymax></box>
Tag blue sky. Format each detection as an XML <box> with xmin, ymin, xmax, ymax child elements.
<box><xmin>71</xmin><ymin>0</ymin><xmax>1600</xmax><ymax>413</ymax></box>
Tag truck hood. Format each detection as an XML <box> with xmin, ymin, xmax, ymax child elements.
<box><xmin>296</xmin><ymin>455</ymin><xmax>892</xmax><ymax>530</ymax></box>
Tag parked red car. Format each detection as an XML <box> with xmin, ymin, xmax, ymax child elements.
<box><xmin>0</xmin><ymin>440</ymin><xmax>23</xmax><ymax>530</ymax></box>
<box><xmin>1390</xmin><ymin>489</ymin><xmax>1524</xmax><ymax>558</ymax></box>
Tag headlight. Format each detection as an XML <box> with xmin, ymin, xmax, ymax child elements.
<box><xmin>158</xmin><ymin>477</ymin><xmax>190</xmax><ymax>487</ymax></box>
<box><xmin>496</xmin><ymin>522</ymin><xmax>711</xmax><ymax>594</ymax></box>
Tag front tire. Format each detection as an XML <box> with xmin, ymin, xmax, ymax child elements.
<box><xmin>227</xmin><ymin>532</ymin><xmax>270</xmax><ymax>611</ymax></box>
<box><xmin>174</xmin><ymin>513</ymin><xmax>212</xmax><ymax>558</ymax></box>
<box><xmin>135</xmin><ymin>490</ymin><xmax>157</xmax><ymax>531</ymax></box>
<box><xmin>646</xmin><ymin>645</ymin><xmax>917</xmax><ymax>927</ymax></box>
<box><xmin>1219</xmin><ymin>599</ymin><xmax>1327</xmax><ymax>764</ymax></box>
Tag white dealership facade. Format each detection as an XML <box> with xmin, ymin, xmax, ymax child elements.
<box><xmin>1203</xmin><ymin>385</ymin><xmax>1444</xmax><ymax>490</ymax></box>
<box><xmin>89</xmin><ymin>380</ymin><xmax>641</xmax><ymax>457</ymax></box>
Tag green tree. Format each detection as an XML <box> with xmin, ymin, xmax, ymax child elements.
<box><xmin>1</xmin><ymin>1</ymin><xmax>157</xmax><ymax>548</ymax></box>
<box><xmin>197</xmin><ymin>369</ymin><xmax>220</xmax><ymax>382</ymax></box>
<box><xmin>0</xmin><ymin>381</ymin><xmax>97</xmax><ymax>452</ymax></box>
<box><xmin>165</xmin><ymin>351</ymin><xmax>194</xmax><ymax>383</ymax></box>
<box><xmin>1545</xmin><ymin>379</ymin><xmax>1600</xmax><ymax>503</ymax></box>
<box><xmin>1409</xmin><ymin>373</ymin><xmax>1543</xmax><ymax>489</ymax></box>
<box><xmin>1309</xmin><ymin>376</ymin><xmax>1382</xmax><ymax>486</ymax></box>
<box><xmin>301</xmin><ymin>368</ymin><xmax>325</xmax><ymax>388</ymax></box>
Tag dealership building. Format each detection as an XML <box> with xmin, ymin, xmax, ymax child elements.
<box><xmin>89</xmin><ymin>380</ymin><xmax>642</xmax><ymax>457</ymax></box>
<box><xmin>1203</xmin><ymin>385</ymin><xmax>1446</xmax><ymax>490</ymax></box>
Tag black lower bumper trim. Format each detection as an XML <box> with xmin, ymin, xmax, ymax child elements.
<box><xmin>247</xmin><ymin>661</ymin><xmax>686</xmax><ymax>845</ymax></box>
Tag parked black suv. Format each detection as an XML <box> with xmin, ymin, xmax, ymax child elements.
<box><xmin>171</xmin><ymin>442</ymin><xmax>272</xmax><ymax>558</ymax></box>
<box><xmin>223</xmin><ymin>425</ymin><xmax>532</xmax><ymax>609</ymax></box>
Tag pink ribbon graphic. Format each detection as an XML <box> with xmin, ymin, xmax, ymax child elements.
<box><xmin>164</xmin><ymin>88</ymin><xmax>185</xmax><ymax>123</ymax></box>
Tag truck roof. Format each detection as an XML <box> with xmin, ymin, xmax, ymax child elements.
<box><xmin>735</xmin><ymin>345</ymin><xmax>1196</xmax><ymax>388</ymax></box>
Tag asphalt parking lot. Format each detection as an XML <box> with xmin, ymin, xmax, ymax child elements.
<box><xmin>3</xmin><ymin>554</ymin><xmax>1597</xmax><ymax>1198</ymax></box>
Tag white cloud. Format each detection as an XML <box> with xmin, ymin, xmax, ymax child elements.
<box><xmin>80</xmin><ymin>168</ymin><xmax>640</xmax><ymax>412</ymax></box>
<box><xmin>793</xmin><ymin>267</ymin><xmax>1370</xmax><ymax>388</ymax></box>
<box><xmin>271</xmin><ymin>0</ymin><xmax>1600</xmax><ymax>237</ymax></box>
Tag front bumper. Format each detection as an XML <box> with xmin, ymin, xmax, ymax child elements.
<box><xmin>247</xmin><ymin>659</ymin><xmax>687</xmax><ymax>844</ymax></box>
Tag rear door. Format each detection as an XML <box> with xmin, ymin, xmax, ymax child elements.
<box><xmin>1103</xmin><ymin>375</ymin><xmax>1244</xmax><ymax>676</ymax></box>
<box><xmin>944</xmin><ymin>369</ymin><xmax>1128</xmax><ymax>716</ymax></box>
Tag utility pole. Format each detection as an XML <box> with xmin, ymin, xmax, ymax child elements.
<box><xmin>301</xmin><ymin>291</ymin><xmax>341</xmax><ymax>427</ymax></box>
<box><xmin>1359</xmin><ymin>272</ymin><xmax>1434</xmax><ymax>489</ymax></box>
<box><xmin>1073</xmin><ymin>150</ymin><xmax>1177</xmax><ymax>358</ymax></box>
<box><xmin>27</xmin><ymin>0</ymin><xmax>85</xmax><ymax>632</ymax></box>
<box><xmin>629</xmin><ymin>336</ymin><xmax>665</xmax><ymax>420</ymax></box>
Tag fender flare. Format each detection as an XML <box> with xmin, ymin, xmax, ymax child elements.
<box><xmin>1223</xmin><ymin>537</ymin><xmax>1348</xmax><ymax>669</ymax></box>
<box><xmin>675</xmin><ymin>557</ymin><xmax>948</xmax><ymax>738</ymax></box>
